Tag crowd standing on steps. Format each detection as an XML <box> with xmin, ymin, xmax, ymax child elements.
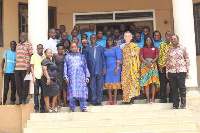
<box><xmin>1</xmin><ymin>23</ymin><xmax>190</xmax><ymax>113</ymax></box>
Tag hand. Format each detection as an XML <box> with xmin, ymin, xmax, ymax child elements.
<box><xmin>33</xmin><ymin>78</ymin><xmax>36</xmax><ymax>85</ymax></box>
<box><xmin>27</xmin><ymin>67</ymin><xmax>31</xmax><ymax>74</ymax></box>
<box><xmin>1</xmin><ymin>70</ymin><xmax>4</xmax><ymax>77</ymax></box>
<box><xmin>46</xmin><ymin>78</ymin><xmax>50</xmax><ymax>85</ymax></box>
<box><xmin>65</xmin><ymin>78</ymin><xmax>69</xmax><ymax>85</ymax></box>
<box><xmin>146</xmin><ymin>62</ymin><xmax>152</xmax><ymax>68</ymax></box>
<box><xmin>86</xmin><ymin>78</ymin><xmax>89</xmax><ymax>83</ymax></box>
<box><xmin>186</xmin><ymin>72</ymin><xmax>189</xmax><ymax>79</ymax></box>
<box><xmin>102</xmin><ymin>69</ymin><xmax>106</xmax><ymax>75</ymax></box>
<box><xmin>114</xmin><ymin>68</ymin><xmax>118</xmax><ymax>75</ymax></box>
<box><xmin>159</xmin><ymin>66</ymin><xmax>163</xmax><ymax>73</ymax></box>
<box><xmin>166</xmin><ymin>73</ymin><xmax>169</xmax><ymax>79</ymax></box>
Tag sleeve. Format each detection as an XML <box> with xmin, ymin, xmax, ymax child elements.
<box><xmin>183</xmin><ymin>47</ymin><xmax>190</xmax><ymax>73</ymax></box>
<box><xmin>63</xmin><ymin>56</ymin><xmax>68</xmax><ymax>79</ymax></box>
<box><xmin>41</xmin><ymin>59</ymin><xmax>50</xmax><ymax>66</ymax></box>
<box><xmin>166</xmin><ymin>50</ymin><xmax>170</xmax><ymax>74</ymax></box>
<box><xmin>115</xmin><ymin>46</ymin><xmax>122</xmax><ymax>62</ymax></box>
<box><xmin>30</xmin><ymin>55</ymin><xmax>35</xmax><ymax>65</ymax></box>
<box><xmin>101</xmin><ymin>47</ymin><xmax>106</xmax><ymax>70</ymax></box>
<box><xmin>2</xmin><ymin>50</ymin><xmax>6</xmax><ymax>59</ymax></box>
<box><xmin>82</xmin><ymin>55</ymin><xmax>90</xmax><ymax>78</ymax></box>
<box><xmin>28</xmin><ymin>43</ymin><xmax>33</xmax><ymax>56</ymax></box>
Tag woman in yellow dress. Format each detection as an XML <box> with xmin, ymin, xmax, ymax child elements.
<box><xmin>121</xmin><ymin>31</ymin><xmax>141</xmax><ymax>104</ymax></box>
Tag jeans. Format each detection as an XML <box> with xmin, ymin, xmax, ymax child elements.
<box><xmin>168</xmin><ymin>72</ymin><xmax>186</xmax><ymax>108</ymax></box>
<box><xmin>3</xmin><ymin>73</ymin><xmax>16</xmax><ymax>103</ymax></box>
<box><xmin>34</xmin><ymin>79</ymin><xmax>45</xmax><ymax>111</ymax></box>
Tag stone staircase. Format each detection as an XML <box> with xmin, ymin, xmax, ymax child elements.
<box><xmin>23</xmin><ymin>101</ymin><xmax>199</xmax><ymax>133</ymax></box>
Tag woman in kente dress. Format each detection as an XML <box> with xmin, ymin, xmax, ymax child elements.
<box><xmin>121</xmin><ymin>31</ymin><xmax>141</xmax><ymax>104</ymax></box>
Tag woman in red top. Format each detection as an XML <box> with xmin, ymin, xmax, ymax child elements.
<box><xmin>139</xmin><ymin>36</ymin><xmax>160</xmax><ymax>103</ymax></box>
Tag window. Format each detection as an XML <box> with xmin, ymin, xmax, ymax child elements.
<box><xmin>73</xmin><ymin>10</ymin><xmax>156</xmax><ymax>30</ymax></box>
<box><xmin>194</xmin><ymin>3</ymin><xmax>200</xmax><ymax>55</ymax></box>
<box><xmin>18</xmin><ymin>3</ymin><xmax>57</xmax><ymax>35</ymax></box>
<box><xmin>0</xmin><ymin>0</ymin><xmax>3</xmax><ymax>47</ymax></box>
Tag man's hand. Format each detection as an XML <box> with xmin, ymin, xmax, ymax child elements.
<box><xmin>1</xmin><ymin>70</ymin><xmax>4</xmax><ymax>77</ymax></box>
<box><xmin>65</xmin><ymin>78</ymin><xmax>69</xmax><ymax>85</ymax></box>
<box><xmin>102</xmin><ymin>69</ymin><xmax>106</xmax><ymax>75</ymax></box>
<box><xmin>86</xmin><ymin>78</ymin><xmax>89</xmax><ymax>83</ymax></box>
<box><xmin>166</xmin><ymin>73</ymin><xmax>169</xmax><ymax>79</ymax></box>
<box><xmin>33</xmin><ymin>78</ymin><xmax>36</xmax><ymax>85</ymax></box>
<box><xmin>186</xmin><ymin>72</ymin><xmax>189</xmax><ymax>79</ymax></box>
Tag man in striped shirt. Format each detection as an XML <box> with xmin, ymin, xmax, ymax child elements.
<box><xmin>15</xmin><ymin>32</ymin><xmax>33</xmax><ymax>105</ymax></box>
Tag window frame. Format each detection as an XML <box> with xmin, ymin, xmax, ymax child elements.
<box><xmin>0</xmin><ymin>0</ymin><xmax>3</xmax><ymax>47</ymax></box>
<box><xmin>73</xmin><ymin>10</ymin><xmax>156</xmax><ymax>31</ymax></box>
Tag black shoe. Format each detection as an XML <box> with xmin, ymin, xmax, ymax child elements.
<box><xmin>22</xmin><ymin>101</ymin><xmax>26</xmax><ymax>105</ymax></box>
<box><xmin>130</xmin><ymin>98</ymin><xmax>134</xmax><ymax>104</ymax></box>
<box><xmin>9</xmin><ymin>101</ymin><xmax>15</xmax><ymax>105</ymax></box>
<box><xmin>35</xmin><ymin>110</ymin><xmax>39</xmax><ymax>113</ymax></box>
<box><xmin>40</xmin><ymin>109</ymin><xmax>46</xmax><ymax>113</ymax></box>
<box><xmin>160</xmin><ymin>99</ymin><xmax>167</xmax><ymax>103</ymax></box>
<box><xmin>3</xmin><ymin>101</ymin><xmax>6</xmax><ymax>105</ymax></box>
<box><xmin>16</xmin><ymin>101</ymin><xmax>22</xmax><ymax>105</ymax></box>
<box><xmin>180</xmin><ymin>104</ymin><xmax>186</xmax><ymax>109</ymax></box>
<box><xmin>96</xmin><ymin>102</ymin><xmax>103</xmax><ymax>106</ymax></box>
<box><xmin>90</xmin><ymin>103</ymin><xmax>96</xmax><ymax>106</ymax></box>
<box><xmin>173</xmin><ymin>106</ymin><xmax>178</xmax><ymax>109</ymax></box>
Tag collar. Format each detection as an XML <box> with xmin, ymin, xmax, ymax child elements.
<box><xmin>20</xmin><ymin>41</ymin><xmax>28</xmax><ymax>44</ymax></box>
<box><xmin>36</xmin><ymin>53</ymin><xmax>44</xmax><ymax>57</ymax></box>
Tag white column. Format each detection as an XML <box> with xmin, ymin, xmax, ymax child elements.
<box><xmin>172</xmin><ymin>0</ymin><xmax>198</xmax><ymax>87</ymax></box>
<box><xmin>28</xmin><ymin>0</ymin><xmax>48</xmax><ymax>96</ymax></box>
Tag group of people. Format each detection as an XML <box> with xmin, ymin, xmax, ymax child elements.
<box><xmin>1</xmin><ymin>23</ymin><xmax>190</xmax><ymax>113</ymax></box>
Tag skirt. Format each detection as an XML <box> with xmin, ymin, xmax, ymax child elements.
<box><xmin>139</xmin><ymin>58</ymin><xmax>160</xmax><ymax>91</ymax></box>
<box><xmin>41</xmin><ymin>76</ymin><xmax>60</xmax><ymax>97</ymax></box>
<box><xmin>57</xmin><ymin>77</ymin><xmax>67</xmax><ymax>90</ymax></box>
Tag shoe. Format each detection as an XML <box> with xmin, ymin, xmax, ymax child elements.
<box><xmin>90</xmin><ymin>103</ymin><xmax>96</xmax><ymax>106</ymax></box>
<box><xmin>106</xmin><ymin>100</ymin><xmax>113</xmax><ymax>105</ymax></box>
<box><xmin>9</xmin><ymin>101</ymin><xmax>15</xmax><ymax>105</ymax></box>
<box><xmin>3</xmin><ymin>102</ymin><xmax>6</xmax><ymax>105</ymax></box>
<box><xmin>173</xmin><ymin>106</ymin><xmax>178</xmax><ymax>109</ymax></box>
<box><xmin>180</xmin><ymin>104</ymin><xmax>186</xmax><ymax>109</ymax></box>
<box><xmin>130</xmin><ymin>98</ymin><xmax>134</xmax><ymax>104</ymax></box>
<box><xmin>113</xmin><ymin>100</ymin><xmax>117</xmax><ymax>105</ymax></box>
<box><xmin>96</xmin><ymin>102</ymin><xmax>103</xmax><ymax>106</ymax></box>
<box><xmin>69</xmin><ymin>109</ymin><xmax>74</xmax><ymax>113</ymax></box>
<box><xmin>40</xmin><ymin>109</ymin><xmax>46</xmax><ymax>113</ymax></box>
<box><xmin>82</xmin><ymin>109</ymin><xmax>88</xmax><ymax>112</ymax></box>
<box><xmin>52</xmin><ymin>110</ymin><xmax>57</xmax><ymax>113</ymax></box>
<box><xmin>16</xmin><ymin>101</ymin><xmax>22</xmax><ymax>105</ymax></box>
<box><xmin>35</xmin><ymin>110</ymin><xmax>39</xmax><ymax>113</ymax></box>
<box><xmin>22</xmin><ymin>101</ymin><xmax>26</xmax><ymax>105</ymax></box>
<box><xmin>160</xmin><ymin>99</ymin><xmax>167</xmax><ymax>103</ymax></box>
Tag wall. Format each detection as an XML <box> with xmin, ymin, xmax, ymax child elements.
<box><xmin>57</xmin><ymin>0</ymin><xmax>173</xmax><ymax>36</ymax></box>
<box><xmin>0</xmin><ymin>104</ymin><xmax>34</xmax><ymax>133</ymax></box>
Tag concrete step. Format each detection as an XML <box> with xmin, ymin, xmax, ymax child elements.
<box><xmin>24</xmin><ymin>126</ymin><xmax>198</xmax><ymax>133</ymax></box>
<box><xmin>30</xmin><ymin>109</ymin><xmax>193</xmax><ymax>121</ymax></box>
<box><xmin>27</xmin><ymin>116</ymin><xmax>196</xmax><ymax>128</ymax></box>
<box><xmin>58</xmin><ymin>103</ymin><xmax>173</xmax><ymax>112</ymax></box>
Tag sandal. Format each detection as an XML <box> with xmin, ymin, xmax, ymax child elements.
<box><xmin>82</xmin><ymin>109</ymin><xmax>88</xmax><ymax>112</ymax></box>
<box><xmin>113</xmin><ymin>100</ymin><xmax>117</xmax><ymax>105</ymax></box>
<box><xmin>69</xmin><ymin>109</ymin><xmax>74</xmax><ymax>113</ymax></box>
<box><xmin>146</xmin><ymin>99</ymin><xmax>150</xmax><ymax>104</ymax></box>
<box><xmin>106</xmin><ymin>100</ymin><xmax>113</xmax><ymax>105</ymax></box>
<box><xmin>151</xmin><ymin>98</ymin><xmax>155</xmax><ymax>104</ymax></box>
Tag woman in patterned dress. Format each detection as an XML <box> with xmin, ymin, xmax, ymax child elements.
<box><xmin>121</xmin><ymin>31</ymin><xmax>141</xmax><ymax>104</ymax></box>
<box><xmin>139</xmin><ymin>36</ymin><xmax>160</xmax><ymax>103</ymax></box>
<box><xmin>64</xmin><ymin>42</ymin><xmax>90</xmax><ymax>112</ymax></box>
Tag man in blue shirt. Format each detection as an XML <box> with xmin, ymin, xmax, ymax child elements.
<box><xmin>84</xmin><ymin>23</ymin><xmax>96</xmax><ymax>41</ymax></box>
<box><xmin>85</xmin><ymin>35</ymin><xmax>106</xmax><ymax>106</ymax></box>
<box><xmin>96</xmin><ymin>31</ymin><xmax>106</xmax><ymax>48</ymax></box>
<box><xmin>74</xmin><ymin>24</ymin><xmax>81</xmax><ymax>39</ymax></box>
<box><xmin>1</xmin><ymin>41</ymin><xmax>17</xmax><ymax>105</ymax></box>
<box><xmin>67</xmin><ymin>29</ymin><xmax>81</xmax><ymax>40</ymax></box>
<box><xmin>134</xmin><ymin>32</ymin><xmax>144</xmax><ymax>48</ymax></box>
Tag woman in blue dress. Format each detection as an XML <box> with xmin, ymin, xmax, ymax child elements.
<box><xmin>103</xmin><ymin>37</ymin><xmax>122</xmax><ymax>105</ymax></box>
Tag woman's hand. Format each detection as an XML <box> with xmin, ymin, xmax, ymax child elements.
<box><xmin>86</xmin><ymin>78</ymin><xmax>89</xmax><ymax>83</ymax></box>
<box><xmin>114</xmin><ymin>68</ymin><xmax>118</xmax><ymax>75</ymax></box>
<box><xmin>65</xmin><ymin>78</ymin><xmax>69</xmax><ymax>85</ymax></box>
<box><xmin>46</xmin><ymin>78</ymin><xmax>50</xmax><ymax>85</ymax></box>
<box><xmin>145</xmin><ymin>62</ymin><xmax>152</xmax><ymax>68</ymax></box>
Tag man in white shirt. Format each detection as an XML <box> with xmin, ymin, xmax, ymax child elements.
<box><xmin>44</xmin><ymin>28</ymin><xmax>57</xmax><ymax>54</ymax></box>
